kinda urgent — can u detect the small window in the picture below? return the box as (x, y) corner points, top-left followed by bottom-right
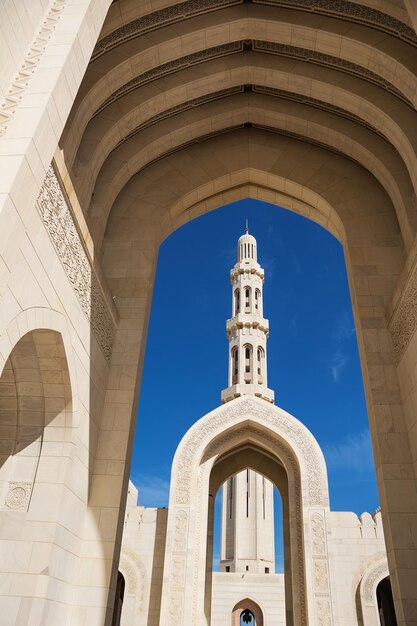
(265, 567), (269, 574)
(245, 347), (250, 359)
(246, 565), (249, 571)
(226, 566), (230, 572)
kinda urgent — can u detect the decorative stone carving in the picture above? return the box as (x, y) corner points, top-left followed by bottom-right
(314, 559), (329, 592)
(389, 264), (417, 362)
(173, 510), (188, 552)
(0, 0), (66, 137)
(311, 512), (326, 555)
(253, 85), (385, 139)
(4, 482), (32, 510)
(116, 86), (244, 148)
(175, 397), (325, 506)
(119, 547), (148, 615)
(36, 165), (115, 362)
(197, 423), (307, 625)
(91, 0), (241, 61)
(95, 42), (245, 117)
(363, 560), (389, 603)
(91, 0), (416, 65)
(316, 597), (332, 626)
(254, 40), (412, 107)
(119, 557), (137, 595)
(171, 556), (186, 589)
(255, 0), (417, 47)
(169, 593), (183, 623)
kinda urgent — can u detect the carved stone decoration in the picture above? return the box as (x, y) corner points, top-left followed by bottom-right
(254, 40), (413, 107)
(0, 0), (66, 137)
(255, 0), (417, 47)
(169, 593), (183, 623)
(171, 556), (187, 590)
(35, 165), (115, 362)
(173, 509), (188, 553)
(311, 512), (326, 555)
(174, 397), (325, 506)
(253, 85), (386, 140)
(119, 557), (137, 595)
(316, 597), (332, 626)
(4, 482), (32, 511)
(91, 0), (242, 61)
(119, 547), (148, 614)
(114, 81), (386, 154)
(195, 423), (307, 625)
(363, 560), (389, 603)
(314, 559), (329, 592)
(94, 41), (245, 117)
(91, 0), (416, 65)
(389, 263), (417, 362)
(116, 86), (244, 148)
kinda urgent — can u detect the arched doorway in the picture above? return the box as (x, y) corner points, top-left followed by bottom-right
(111, 571), (125, 626)
(232, 598), (264, 626)
(159, 394), (331, 626)
(376, 578), (397, 626)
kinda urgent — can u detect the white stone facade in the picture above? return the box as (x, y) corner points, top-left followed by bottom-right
(118, 231), (389, 626)
(1, 2), (417, 624)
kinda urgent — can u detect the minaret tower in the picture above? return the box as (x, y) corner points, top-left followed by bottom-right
(220, 225), (275, 575)
(221, 224), (274, 404)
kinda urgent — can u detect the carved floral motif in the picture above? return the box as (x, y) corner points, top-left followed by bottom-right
(390, 264), (417, 362)
(36, 166), (115, 362)
(4, 481), (32, 510)
(173, 510), (188, 552)
(311, 512), (326, 555)
(363, 560), (389, 603)
(175, 397), (325, 506)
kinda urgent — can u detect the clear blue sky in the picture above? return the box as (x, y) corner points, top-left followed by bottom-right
(130, 198), (379, 570)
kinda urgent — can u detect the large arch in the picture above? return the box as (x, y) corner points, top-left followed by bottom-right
(358, 556), (390, 626)
(1, 1), (417, 624)
(160, 394), (331, 626)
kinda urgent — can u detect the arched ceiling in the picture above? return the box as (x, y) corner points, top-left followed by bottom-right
(60, 0), (417, 277)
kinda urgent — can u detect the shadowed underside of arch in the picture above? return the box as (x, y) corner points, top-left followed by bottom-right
(54, 2), (417, 625)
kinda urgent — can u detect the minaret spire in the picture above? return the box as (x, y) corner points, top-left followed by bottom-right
(221, 228), (274, 404)
(220, 228), (276, 576)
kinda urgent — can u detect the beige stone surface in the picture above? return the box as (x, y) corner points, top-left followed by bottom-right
(0, 1), (416, 624)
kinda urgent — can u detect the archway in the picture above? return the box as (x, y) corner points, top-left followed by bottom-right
(111, 572), (125, 626)
(0, 326), (76, 622)
(232, 599), (264, 626)
(376, 578), (397, 626)
(159, 394), (330, 626)
(2, 2), (417, 624)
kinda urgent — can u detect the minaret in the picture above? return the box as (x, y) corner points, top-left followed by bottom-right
(220, 226), (275, 575)
(221, 224), (274, 404)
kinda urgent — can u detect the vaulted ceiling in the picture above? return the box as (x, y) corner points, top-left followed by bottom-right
(60, 0), (417, 292)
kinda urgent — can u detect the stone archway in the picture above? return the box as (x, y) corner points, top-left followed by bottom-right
(231, 598), (264, 626)
(2, 2), (417, 624)
(359, 557), (390, 626)
(159, 394), (332, 626)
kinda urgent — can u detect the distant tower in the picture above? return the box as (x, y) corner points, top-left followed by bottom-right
(221, 224), (274, 404)
(220, 226), (275, 574)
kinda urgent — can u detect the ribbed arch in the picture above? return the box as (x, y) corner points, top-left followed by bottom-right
(73, 62), (417, 208)
(64, 13), (417, 169)
(90, 104), (414, 249)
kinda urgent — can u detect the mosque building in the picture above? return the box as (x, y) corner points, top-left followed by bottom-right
(117, 229), (391, 626)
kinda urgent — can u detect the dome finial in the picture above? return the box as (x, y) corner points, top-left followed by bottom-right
(245, 218), (249, 234)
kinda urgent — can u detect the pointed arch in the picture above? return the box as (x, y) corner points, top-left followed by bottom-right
(160, 395), (330, 626)
(232, 597), (264, 626)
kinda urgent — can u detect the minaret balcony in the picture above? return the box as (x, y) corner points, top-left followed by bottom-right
(226, 315), (269, 335)
(221, 383), (274, 404)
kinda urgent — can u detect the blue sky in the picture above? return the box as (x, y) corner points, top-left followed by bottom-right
(130, 198), (379, 570)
